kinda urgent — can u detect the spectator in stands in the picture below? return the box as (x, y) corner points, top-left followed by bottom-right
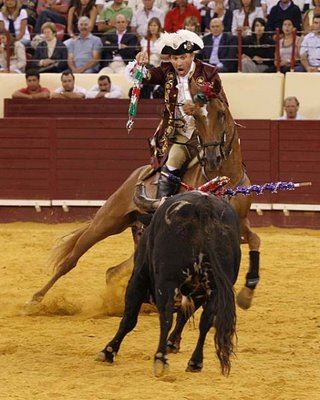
(231, 0), (263, 36)
(101, 13), (137, 73)
(261, 0), (278, 19)
(97, 0), (133, 34)
(32, 22), (68, 72)
(12, 68), (50, 98)
(279, 96), (304, 119)
(276, 18), (302, 73)
(266, 0), (302, 32)
(67, 0), (97, 39)
(67, 16), (102, 73)
(183, 15), (201, 35)
(164, 0), (201, 32)
(52, 69), (87, 98)
(86, 74), (123, 98)
(0, 29), (26, 72)
(0, 0), (31, 45)
(297, 14), (320, 72)
(131, 0), (164, 39)
(21, 0), (37, 26)
(140, 17), (163, 67)
(242, 17), (275, 72)
(201, 18), (237, 71)
(34, 0), (71, 34)
(303, 0), (320, 33)
(202, 0), (233, 33)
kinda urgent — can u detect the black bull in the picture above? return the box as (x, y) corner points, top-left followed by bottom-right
(96, 191), (241, 376)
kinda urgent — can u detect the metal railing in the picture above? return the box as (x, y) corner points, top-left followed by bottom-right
(2, 29), (319, 73)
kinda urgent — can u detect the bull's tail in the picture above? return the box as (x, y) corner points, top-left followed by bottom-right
(48, 221), (91, 273)
(207, 246), (236, 376)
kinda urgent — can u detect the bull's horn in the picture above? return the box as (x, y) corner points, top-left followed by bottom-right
(133, 183), (161, 212)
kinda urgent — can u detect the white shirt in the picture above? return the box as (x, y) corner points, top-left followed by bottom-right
(54, 85), (87, 95)
(131, 7), (165, 37)
(86, 83), (123, 98)
(140, 37), (162, 67)
(0, 9), (30, 42)
(175, 62), (207, 139)
(279, 113), (305, 120)
(231, 7), (263, 35)
(300, 32), (320, 67)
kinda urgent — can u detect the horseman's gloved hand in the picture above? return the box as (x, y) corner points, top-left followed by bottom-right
(183, 101), (201, 116)
(136, 51), (149, 65)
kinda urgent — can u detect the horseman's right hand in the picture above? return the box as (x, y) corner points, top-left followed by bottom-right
(136, 51), (149, 66)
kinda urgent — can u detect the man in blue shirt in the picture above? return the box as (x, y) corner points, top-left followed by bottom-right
(67, 16), (102, 73)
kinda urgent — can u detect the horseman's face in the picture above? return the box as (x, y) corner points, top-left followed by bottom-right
(170, 53), (195, 77)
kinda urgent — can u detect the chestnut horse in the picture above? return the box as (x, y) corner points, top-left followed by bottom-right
(30, 95), (260, 310)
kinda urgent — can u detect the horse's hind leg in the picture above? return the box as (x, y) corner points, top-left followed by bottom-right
(30, 203), (132, 303)
(237, 217), (261, 310)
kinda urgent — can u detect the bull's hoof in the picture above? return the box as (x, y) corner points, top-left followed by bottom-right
(237, 286), (254, 310)
(186, 360), (203, 373)
(166, 340), (180, 354)
(153, 353), (169, 377)
(153, 359), (169, 377)
(95, 347), (116, 363)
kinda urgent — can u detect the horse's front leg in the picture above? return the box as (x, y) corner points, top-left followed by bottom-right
(237, 217), (261, 309)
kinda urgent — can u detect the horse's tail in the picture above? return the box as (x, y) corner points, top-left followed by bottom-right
(48, 221), (91, 273)
(207, 245), (236, 376)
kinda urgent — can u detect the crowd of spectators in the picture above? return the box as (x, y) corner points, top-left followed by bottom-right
(0, 0), (319, 74)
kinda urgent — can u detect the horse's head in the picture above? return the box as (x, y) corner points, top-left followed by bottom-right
(192, 83), (235, 172)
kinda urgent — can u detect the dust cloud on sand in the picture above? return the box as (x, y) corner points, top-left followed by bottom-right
(0, 223), (319, 400)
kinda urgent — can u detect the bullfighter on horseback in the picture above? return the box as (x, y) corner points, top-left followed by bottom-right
(131, 30), (229, 198)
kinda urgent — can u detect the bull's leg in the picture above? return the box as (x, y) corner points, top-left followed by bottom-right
(154, 283), (175, 377)
(96, 270), (148, 364)
(186, 298), (215, 373)
(237, 217), (261, 310)
(167, 299), (202, 354)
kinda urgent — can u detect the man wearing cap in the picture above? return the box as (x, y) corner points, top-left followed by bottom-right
(131, 29), (228, 198)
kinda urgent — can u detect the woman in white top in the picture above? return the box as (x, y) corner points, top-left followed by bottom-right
(232, 0), (263, 36)
(140, 17), (163, 67)
(277, 18), (302, 73)
(0, 0), (30, 45)
(0, 29), (26, 72)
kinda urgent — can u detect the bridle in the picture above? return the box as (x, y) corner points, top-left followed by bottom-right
(168, 102), (236, 177)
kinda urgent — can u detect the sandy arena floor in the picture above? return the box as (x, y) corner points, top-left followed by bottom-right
(0, 223), (319, 400)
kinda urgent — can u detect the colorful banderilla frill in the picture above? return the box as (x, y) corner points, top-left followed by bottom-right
(126, 64), (146, 134)
(161, 171), (312, 197)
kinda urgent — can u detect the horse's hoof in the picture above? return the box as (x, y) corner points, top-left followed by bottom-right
(30, 293), (44, 303)
(237, 286), (254, 310)
(186, 360), (203, 373)
(166, 341), (179, 354)
(153, 359), (169, 377)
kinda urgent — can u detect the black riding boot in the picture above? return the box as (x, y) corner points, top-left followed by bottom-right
(156, 166), (181, 199)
